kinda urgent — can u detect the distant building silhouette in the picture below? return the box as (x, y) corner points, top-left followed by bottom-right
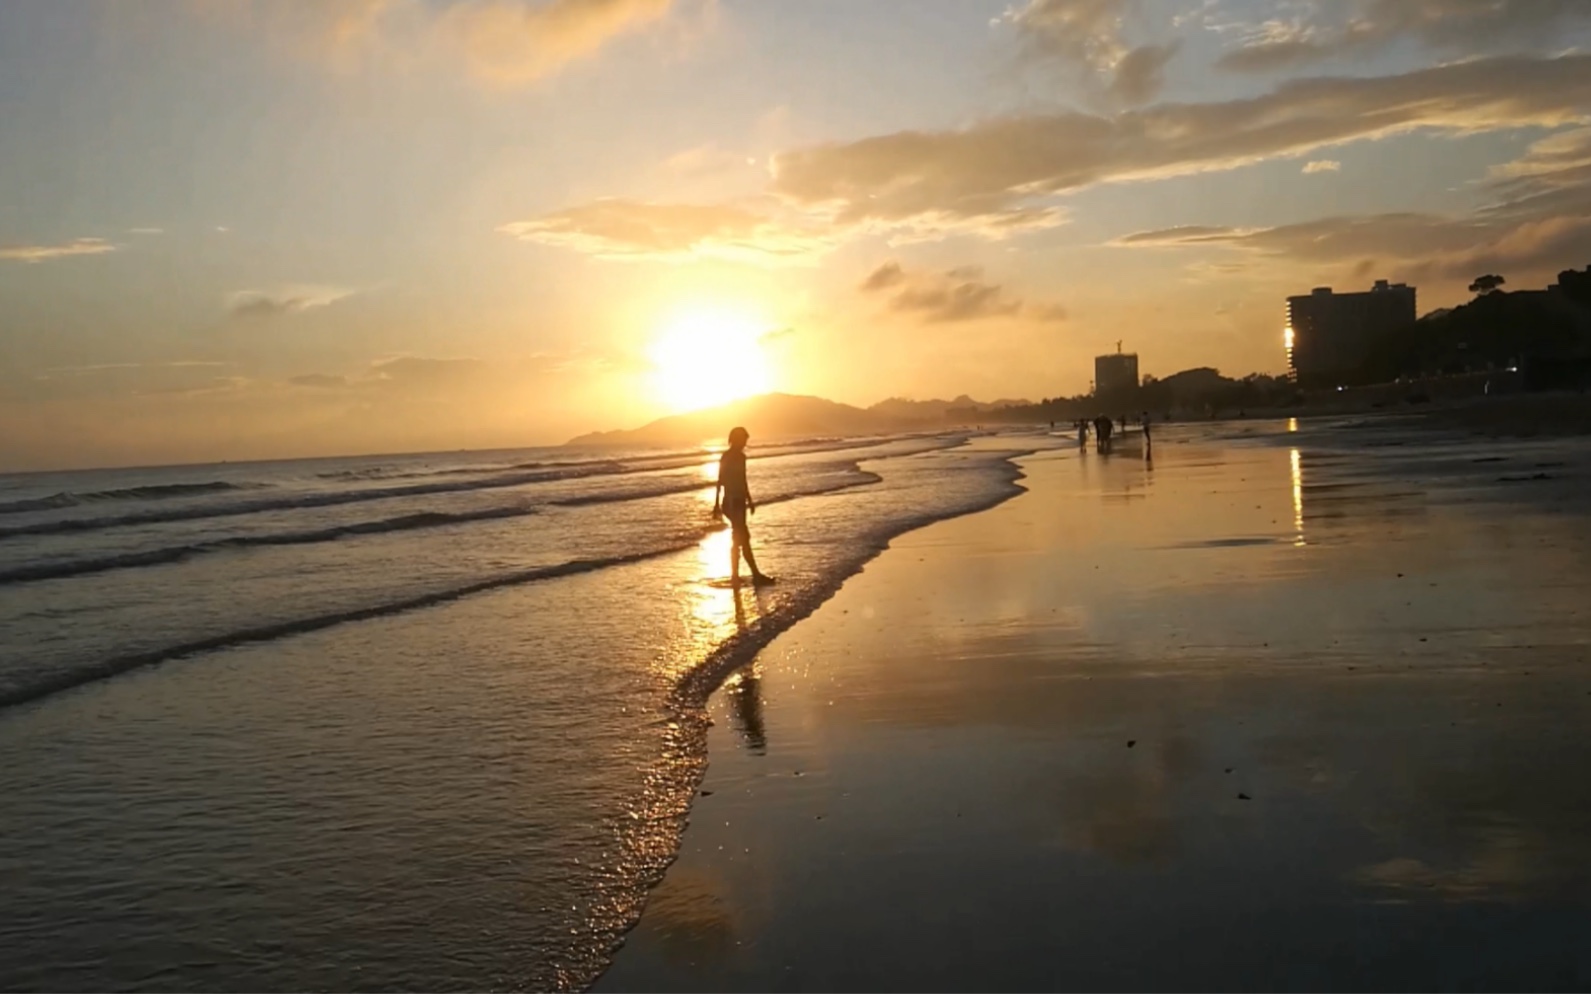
(1095, 344), (1139, 399)
(1286, 280), (1416, 385)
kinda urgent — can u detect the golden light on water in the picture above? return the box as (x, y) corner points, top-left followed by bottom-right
(649, 306), (771, 412)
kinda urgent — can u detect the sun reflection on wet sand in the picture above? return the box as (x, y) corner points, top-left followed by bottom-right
(1290, 447), (1306, 547)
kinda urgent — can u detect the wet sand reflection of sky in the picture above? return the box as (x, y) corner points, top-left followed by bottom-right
(604, 422), (1591, 991)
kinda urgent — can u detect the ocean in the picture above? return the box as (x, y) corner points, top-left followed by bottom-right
(0, 431), (1054, 991)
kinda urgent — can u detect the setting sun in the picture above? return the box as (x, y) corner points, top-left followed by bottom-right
(649, 307), (772, 412)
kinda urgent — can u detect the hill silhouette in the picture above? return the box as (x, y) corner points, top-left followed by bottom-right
(1358, 274), (1591, 385)
(866, 395), (1033, 421)
(566, 392), (926, 448)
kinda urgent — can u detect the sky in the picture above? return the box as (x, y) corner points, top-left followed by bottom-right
(4, 0), (1591, 469)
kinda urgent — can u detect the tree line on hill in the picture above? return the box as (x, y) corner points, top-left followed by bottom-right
(1352, 266), (1591, 388)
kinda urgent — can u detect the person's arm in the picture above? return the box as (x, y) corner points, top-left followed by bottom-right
(712, 457), (724, 518)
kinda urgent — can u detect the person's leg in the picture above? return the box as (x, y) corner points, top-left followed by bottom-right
(729, 517), (744, 582)
(738, 521), (764, 579)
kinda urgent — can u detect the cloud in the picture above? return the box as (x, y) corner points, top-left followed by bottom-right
(498, 197), (832, 263)
(205, 0), (686, 86)
(1217, 0), (1591, 73)
(1114, 121), (1591, 284)
(1484, 126), (1591, 221)
(523, 52), (1591, 256)
(861, 261), (1068, 325)
(33, 360), (232, 382)
(997, 0), (1177, 106)
(0, 238), (117, 263)
(287, 373), (349, 389)
(367, 355), (488, 387)
(860, 261), (907, 292)
(437, 0), (676, 85)
(1106, 41), (1180, 107)
(1117, 215), (1482, 259)
(1302, 159), (1341, 174)
(227, 285), (357, 317)
(126, 227), (165, 235)
(769, 54), (1591, 235)
(1115, 211), (1591, 284)
(662, 142), (758, 177)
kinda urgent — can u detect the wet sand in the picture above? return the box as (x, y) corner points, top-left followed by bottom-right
(598, 420), (1591, 991)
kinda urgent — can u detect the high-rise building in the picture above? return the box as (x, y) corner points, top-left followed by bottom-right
(1286, 280), (1416, 385)
(1094, 345), (1139, 399)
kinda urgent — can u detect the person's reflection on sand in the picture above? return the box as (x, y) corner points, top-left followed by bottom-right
(726, 586), (767, 754)
(725, 668), (768, 755)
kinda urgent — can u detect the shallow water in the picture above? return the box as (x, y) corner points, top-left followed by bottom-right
(0, 431), (1058, 991)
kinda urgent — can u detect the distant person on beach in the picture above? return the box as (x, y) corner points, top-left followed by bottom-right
(1094, 415), (1113, 452)
(1077, 419), (1088, 449)
(1142, 411), (1153, 457)
(713, 426), (773, 586)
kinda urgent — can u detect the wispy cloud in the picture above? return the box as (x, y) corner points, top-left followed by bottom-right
(227, 285), (357, 317)
(860, 261), (1068, 325)
(503, 51), (1591, 267)
(0, 238), (117, 263)
(1217, 0), (1591, 73)
(996, 0), (1179, 106)
(769, 54), (1591, 236)
(498, 198), (832, 263)
(35, 360), (232, 381)
(1114, 118), (1591, 285)
(126, 227), (165, 235)
(206, 0), (691, 86)
(439, 0), (678, 86)
(287, 373), (350, 389)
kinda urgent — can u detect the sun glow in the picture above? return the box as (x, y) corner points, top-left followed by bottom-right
(650, 307), (771, 412)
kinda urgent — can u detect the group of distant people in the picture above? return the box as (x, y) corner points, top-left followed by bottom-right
(712, 411), (1163, 587)
(1075, 412), (1153, 455)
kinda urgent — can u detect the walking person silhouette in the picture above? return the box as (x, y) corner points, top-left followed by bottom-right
(713, 426), (774, 586)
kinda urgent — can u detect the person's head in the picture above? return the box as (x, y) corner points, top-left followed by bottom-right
(728, 426), (750, 449)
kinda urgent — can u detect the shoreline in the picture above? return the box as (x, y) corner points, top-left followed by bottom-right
(596, 421), (1591, 991)
(0, 433), (1055, 993)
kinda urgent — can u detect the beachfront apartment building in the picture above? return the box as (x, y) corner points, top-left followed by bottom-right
(1095, 348), (1140, 399)
(1285, 280), (1416, 385)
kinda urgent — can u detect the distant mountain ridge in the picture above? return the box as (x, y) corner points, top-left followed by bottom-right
(866, 395), (1033, 420)
(566, 392), (923, 448)
(566, 392), (1032, 448)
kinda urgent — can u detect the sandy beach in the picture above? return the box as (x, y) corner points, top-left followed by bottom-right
(599, 418), (1591, 991)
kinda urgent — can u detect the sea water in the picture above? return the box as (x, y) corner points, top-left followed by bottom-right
(0, 432), (1052, 991)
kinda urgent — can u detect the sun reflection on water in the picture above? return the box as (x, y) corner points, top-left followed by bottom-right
(696, 456), (721, 512)
(683, 526), (740, 645)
